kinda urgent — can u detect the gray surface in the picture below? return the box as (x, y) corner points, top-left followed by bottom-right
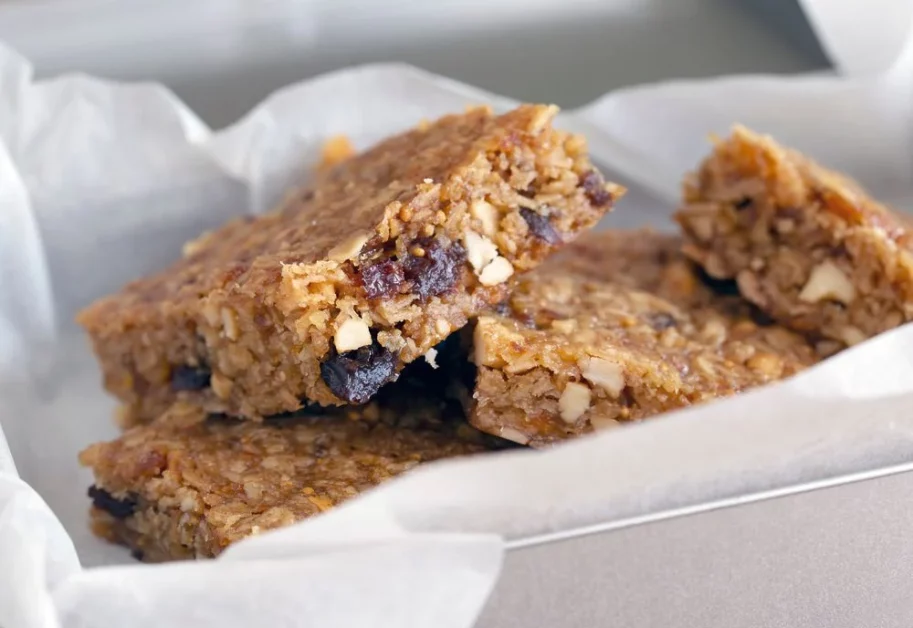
(481, 467), (913, 627)
(0, 0), (829, 128)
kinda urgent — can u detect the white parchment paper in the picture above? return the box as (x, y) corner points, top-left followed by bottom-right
(2, 2), (913, 626)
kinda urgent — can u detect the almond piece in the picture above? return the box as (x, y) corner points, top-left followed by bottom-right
(334, 317), (372, 353)
(559, 382), (591, 424)
(798, 261), (856, 304)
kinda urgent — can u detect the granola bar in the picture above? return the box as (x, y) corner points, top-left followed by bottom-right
(469, 230), (818, 446)
(78, 105), (621, 423)
(677, 125), (913, 351)
(80, 402), (499, 561)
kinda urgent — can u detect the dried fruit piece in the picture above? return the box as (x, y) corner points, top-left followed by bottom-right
(403, 239), (467, 301)
(88, 485), (137, 519)
(320, 343), (398, 404)
(171, 365), (211, 391)
(520, 208), (562, 244)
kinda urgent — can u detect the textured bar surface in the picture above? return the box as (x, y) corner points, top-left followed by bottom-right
(470, 230), (819, 446)
(677, 125), (913, 352)
(79, 104), (621, 423)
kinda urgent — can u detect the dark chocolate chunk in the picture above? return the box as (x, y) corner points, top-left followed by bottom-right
(320, 343), (398, 404)
(170, 365), (211, 391)
(360, 258), (405, 299)
(581, 170), (614, 207)
(647, 312), (677, 331)
(88, 485), (137, 519)
(520, 208), (562, 244)
(403, 238), (466, 301)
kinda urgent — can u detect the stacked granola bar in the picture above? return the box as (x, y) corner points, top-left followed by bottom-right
(79, 107), (905, 561)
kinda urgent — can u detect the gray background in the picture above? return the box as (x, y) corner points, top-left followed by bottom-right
(0, 0), (829, 128)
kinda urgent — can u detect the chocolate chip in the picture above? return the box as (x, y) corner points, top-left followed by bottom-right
(520, 208), (562, 244)
(734, 197), (753, 210)
(170, 365), (211, 391)
(360, 258), (405, 299)
(403, 238), (466, 302)
(320, 343), (398, 404)
(581, 171), (614, 207)
(88, 485), (137, 519)
(130, 548), (145, 561)
(647, 312), (677, 330)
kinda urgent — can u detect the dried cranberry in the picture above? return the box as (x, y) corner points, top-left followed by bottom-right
(88, 485), (137, 519)
(320, 343), (398, 404)
(581, 170), (614, 207)
(170, 365), (211, 391)
(403, 238), (466, 302)
(520, 208), (562, 244)
(360, 259), (405, 299)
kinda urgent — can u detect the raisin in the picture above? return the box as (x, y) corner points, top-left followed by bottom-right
(320, 343), (398, 404)
(360, 259), (405, 299)
(734, 197), (753, 210)
(647, 312), (677, 330)
(520, 208), (562, 244)
(170, 365), (211, 391)
(88, 485), (137, 519)
(403, 238), (466, 302)
(581, 170), (614, 207)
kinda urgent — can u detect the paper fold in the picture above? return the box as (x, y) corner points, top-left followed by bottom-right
(2, 6), (913, 628)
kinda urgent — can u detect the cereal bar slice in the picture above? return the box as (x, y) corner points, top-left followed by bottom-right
(469, 230), (818, 447)
(677, 125), (913, 352)
(79, 402), (500, 561)
(79, 104), (621, 423)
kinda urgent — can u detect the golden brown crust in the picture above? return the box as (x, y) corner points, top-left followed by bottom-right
(80, 402), (500, 561)
(677, 125), (913, 348)
(469, 230), (819, 446)
(78, 105), (621, 423)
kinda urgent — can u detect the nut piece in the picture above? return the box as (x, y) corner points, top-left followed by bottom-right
(551, 319), (577, 334)
(530, 104), (559, 133)
(798, 261), (856, 304)
(500, 427), (530, 445)
(221, 307), (240, 341)
(334, 317), (372, 353)
(746, 352), (784, 378)
(211, 372), (233, 400)
(736, 270), (767, 306)
(473, 317), (500, 367)
(327, 231), (370, 262)
(579, 357), (625, 397)
(423, 347), (439, 369)
(464, 230), (499, 272)
(478, 257), (514, 286)
(435, 318), (451, 336)
(590, 416), (621, 432)
(470, 199), (499, 236)
(559, 382), (592, 424)
(838, 325), (867, 346)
